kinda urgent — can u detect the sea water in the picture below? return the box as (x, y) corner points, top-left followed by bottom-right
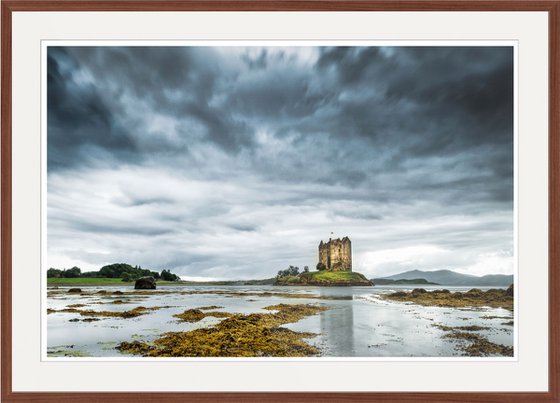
(46, 285), (514, 358)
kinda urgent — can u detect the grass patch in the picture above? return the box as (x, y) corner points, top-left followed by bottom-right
(275, 271), (372, 286)
(382, 288), (513, 310)
(48, 278), (133, 286)
(117, 303), (328, 357)
(306, 271), (362, 281)
(47, 277), (184, 286)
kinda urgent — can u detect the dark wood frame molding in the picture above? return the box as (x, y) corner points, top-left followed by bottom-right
(1, 1), (558, 401)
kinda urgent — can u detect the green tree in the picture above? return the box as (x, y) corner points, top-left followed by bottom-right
(99, 263), (136, 278)
(62, 266), (81, 278)
(160, 269), (180, 281)
(47, 268), (62, 278)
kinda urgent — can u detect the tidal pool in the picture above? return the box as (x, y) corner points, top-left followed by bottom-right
(46, 285), (514, 358)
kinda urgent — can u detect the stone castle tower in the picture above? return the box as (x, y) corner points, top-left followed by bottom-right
(318, 237), (352, 272)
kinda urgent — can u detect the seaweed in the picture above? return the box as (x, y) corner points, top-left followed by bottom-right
(444, 332), (513, 356)
(173, 309), (232, 323)
(432, 323), (513, 357)
(382, 288), (513, 310)
(48, 306), (166, 318)
(117, 303), (328, 357)
(432, 324), (490, 332)
(67, 288), (82, 293)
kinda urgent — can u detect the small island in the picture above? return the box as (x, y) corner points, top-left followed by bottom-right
(274, 237), (373, 286)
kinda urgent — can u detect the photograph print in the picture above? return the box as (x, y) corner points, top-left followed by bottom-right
(45, 45), (515, 358)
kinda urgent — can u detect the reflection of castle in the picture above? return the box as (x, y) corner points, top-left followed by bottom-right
(320, 300), (355, 356)
(318, 237), (352, 272)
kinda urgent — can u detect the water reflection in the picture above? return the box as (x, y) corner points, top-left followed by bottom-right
(320, 299), (355, 356)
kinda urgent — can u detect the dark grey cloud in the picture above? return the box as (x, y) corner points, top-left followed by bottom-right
(47, 48), (138, 170)
(47, 46), (514, 279)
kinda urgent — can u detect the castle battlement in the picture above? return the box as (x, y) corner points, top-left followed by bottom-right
(318, 237), (352, 272)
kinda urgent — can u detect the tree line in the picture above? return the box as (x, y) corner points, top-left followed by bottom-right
(47, 263), (181, 282)
(276, 265), (309, 278)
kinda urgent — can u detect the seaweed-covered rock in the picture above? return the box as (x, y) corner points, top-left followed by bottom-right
(466, 288), (483, 295)
(434, 289), (451, 294)
(506, 284), (514, 297)
(382, 287), (513, 310)
(134, 276), (156, 290)
(68, 288), (82, 293)
(411, 288), (427, 295)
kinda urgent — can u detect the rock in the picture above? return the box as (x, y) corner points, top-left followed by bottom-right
(466, 288), (483, 295)
(411, 288), (427, 295)
(134, 276), (156, 290)
(506, 284), (514, 297)
(68, 288), (82, 293)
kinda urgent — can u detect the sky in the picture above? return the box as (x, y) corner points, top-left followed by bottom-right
(47, 46), (514, 280)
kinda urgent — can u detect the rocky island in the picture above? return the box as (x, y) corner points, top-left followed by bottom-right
(275, 270), (372, 286)
(274, 237), (373, 286)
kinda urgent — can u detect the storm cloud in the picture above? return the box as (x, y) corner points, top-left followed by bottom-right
(47, 46), (514, 279)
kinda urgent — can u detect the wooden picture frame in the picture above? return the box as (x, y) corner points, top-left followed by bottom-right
(1, 1), (558, 401)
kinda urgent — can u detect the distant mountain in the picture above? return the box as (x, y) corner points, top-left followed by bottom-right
(373, 278), (439, 285)
(374, 269), (513, 286)
(181, 278), (276, 286)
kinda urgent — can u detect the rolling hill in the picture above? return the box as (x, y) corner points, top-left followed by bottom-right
(373, 269), (513, 286)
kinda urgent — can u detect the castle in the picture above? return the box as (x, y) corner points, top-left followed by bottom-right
(318, 237), (352, 272)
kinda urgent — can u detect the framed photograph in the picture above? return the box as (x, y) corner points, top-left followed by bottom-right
(1, 1), (558, 401)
